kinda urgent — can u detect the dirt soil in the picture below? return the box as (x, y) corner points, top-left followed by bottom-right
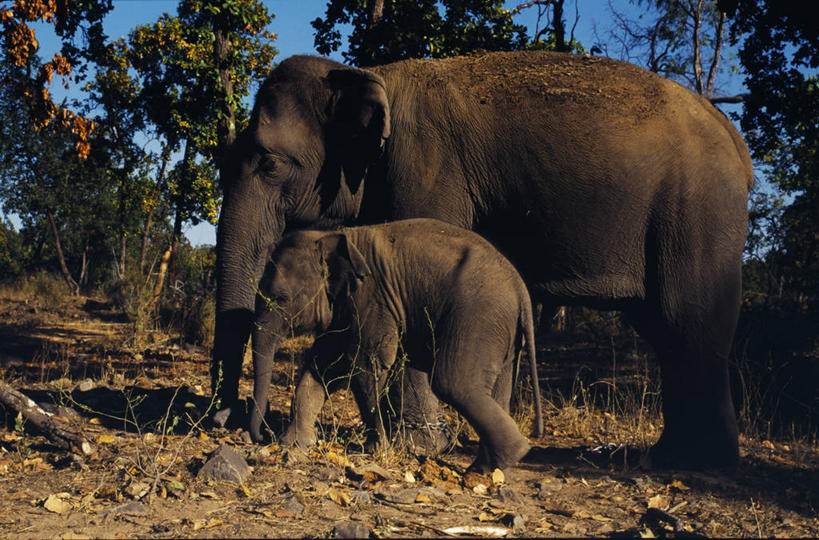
(1, 294), (817, 539)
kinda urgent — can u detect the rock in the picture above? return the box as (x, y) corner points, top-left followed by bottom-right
(375, 487), (420, 505)
(350, 490), (373, 504)
(239, 430), (253, 444)
(77, 379), (95, 392)
(347, 463), (393, 483)
(495, 485), (521, 504)
(332, 522), (371, 538)
(501, 512), (526, 531)
(125, 481), (151, 500)
(212, 408), (232, 428)
(104, 501), (147, 516)
(282, 496), (304, 515)
(197, 444), (251, 484)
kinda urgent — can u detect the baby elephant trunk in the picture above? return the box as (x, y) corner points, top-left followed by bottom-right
(249, 326), (281, 442)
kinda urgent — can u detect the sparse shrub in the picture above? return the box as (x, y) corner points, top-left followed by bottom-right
(181, 294), (215, 346)
(28, 271), (69, 308)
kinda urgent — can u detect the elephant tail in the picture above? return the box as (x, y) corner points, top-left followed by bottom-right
(520, 299), (544, 438)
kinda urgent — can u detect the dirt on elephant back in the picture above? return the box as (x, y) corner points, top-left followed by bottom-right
(0, 291), (817, 538)
(375, 50), (671, 120)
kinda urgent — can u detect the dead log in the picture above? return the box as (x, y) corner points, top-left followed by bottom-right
(0, 380), (93, 455)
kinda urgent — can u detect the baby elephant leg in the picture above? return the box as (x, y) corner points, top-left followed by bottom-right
(432, 350), (529, 473)
(281, 368), (326, 448)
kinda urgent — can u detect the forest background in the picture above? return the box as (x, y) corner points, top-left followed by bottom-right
(0, 0), (816, 442)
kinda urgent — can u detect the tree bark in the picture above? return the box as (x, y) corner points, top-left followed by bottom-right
(45, 209), (79, 295)
(0, 380), (92, 455)
(214, 27), (236, 156)
(705, 10), (726, 97)
(368, 0), (385, 28)
(691, 0), (705, 95)
(139, 149), (171, 276)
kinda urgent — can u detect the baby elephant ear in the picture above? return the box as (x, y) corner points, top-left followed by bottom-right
(317, 233), (372, 283)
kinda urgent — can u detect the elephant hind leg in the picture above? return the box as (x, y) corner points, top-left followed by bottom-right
(628, 245), (742, 469)
(432, 353), (529, 473)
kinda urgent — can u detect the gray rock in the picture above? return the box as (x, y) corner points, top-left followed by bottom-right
(501, 512), (526, 531)
(77, 379), (95, 392)
(333, 522), (370, 538)
(212, 408), (232, 428)
(105, 501), (147, 516)
(495, 485), (521, 504)
(375, 487), (419, 505)
(350, 490), (372, 504)
(283, 496), (304, 515)
(197, 444), (251, 484)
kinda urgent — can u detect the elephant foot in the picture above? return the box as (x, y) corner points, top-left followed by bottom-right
(393, 419), (454, 458)
(467, 437), (531, 475)
(280, 425), (317, 449)
(648, 428), (739, 470)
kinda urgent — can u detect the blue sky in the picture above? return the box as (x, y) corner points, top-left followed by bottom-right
(19, 0), (745, 246)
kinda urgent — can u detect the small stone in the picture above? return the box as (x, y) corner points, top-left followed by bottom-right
(350, 490), (372, 504)
(495, 485), (521, 504)
(332, 522), (370, 538)
(212, 408), (232, 428)
(283, 496), (304, 515)
(239, 430), (253, 444)
(125, 481), (151, 500)
(105, 501), (146, 516)
(375, 487), (419, 504)
(501, 512), (526, 531)
(77, 379), (95, 392)
(197, 444), (251, 484)
(347, 463), (393, 483)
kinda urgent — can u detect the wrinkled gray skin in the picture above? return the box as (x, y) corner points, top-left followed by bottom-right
(251, 219), (543, 473)
(215, 51), (753, 468)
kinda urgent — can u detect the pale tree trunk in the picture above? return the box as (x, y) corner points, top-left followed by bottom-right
(705, 10), (726, 97)
(46, 209), (79, 296)
(368, 0), (385, 27)
(691, 0), (705, 95)
(139, 150), (171, 276)
(214, 27), (236, 153)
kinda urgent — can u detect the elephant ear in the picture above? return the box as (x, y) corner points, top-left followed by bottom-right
(325, 68), (391, 193)
(317, 232), (372, 303)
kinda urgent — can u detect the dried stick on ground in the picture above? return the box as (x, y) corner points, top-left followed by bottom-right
(0, 380), (93, 455)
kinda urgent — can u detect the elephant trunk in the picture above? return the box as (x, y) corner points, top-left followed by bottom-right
(212, 193), (284, 412)
(249, 327), (280, 442)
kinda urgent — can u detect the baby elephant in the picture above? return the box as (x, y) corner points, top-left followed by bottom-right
(251, 218), (543, 473)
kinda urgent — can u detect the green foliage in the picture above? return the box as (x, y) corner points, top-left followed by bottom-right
(313, 0), (529, 66)
(0, 217), (25, 281)
(731, 0), (819, 310)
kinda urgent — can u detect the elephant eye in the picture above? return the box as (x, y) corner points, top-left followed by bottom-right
(259, 155), (278, 173)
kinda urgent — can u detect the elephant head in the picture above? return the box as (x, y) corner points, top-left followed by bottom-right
(249, 231), (372, 441)
(213, 56), (390, 411)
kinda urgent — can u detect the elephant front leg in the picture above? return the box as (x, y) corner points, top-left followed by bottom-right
(349, 338), (398, 453)
(281, 368), (326, 448)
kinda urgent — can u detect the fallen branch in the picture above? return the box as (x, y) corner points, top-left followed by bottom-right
(0, 380), (93, 455)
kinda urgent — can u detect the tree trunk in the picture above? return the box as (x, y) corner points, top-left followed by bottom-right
(0, 380), (92, 455)
(691, 0), (705, 95)
(705, 10), (726, 97)
(553, 0), (568, 52)
(139, 149), (171, 276)
(368, 0), (385, 27)
(45, 209), (79, 295)
(153, 203), (182, 302)
(214, 27), (236, 156)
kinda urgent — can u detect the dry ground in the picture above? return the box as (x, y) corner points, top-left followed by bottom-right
(0, 292), (817, 538)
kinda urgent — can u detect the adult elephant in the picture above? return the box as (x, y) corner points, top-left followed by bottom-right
(214, 51), (752, 468)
